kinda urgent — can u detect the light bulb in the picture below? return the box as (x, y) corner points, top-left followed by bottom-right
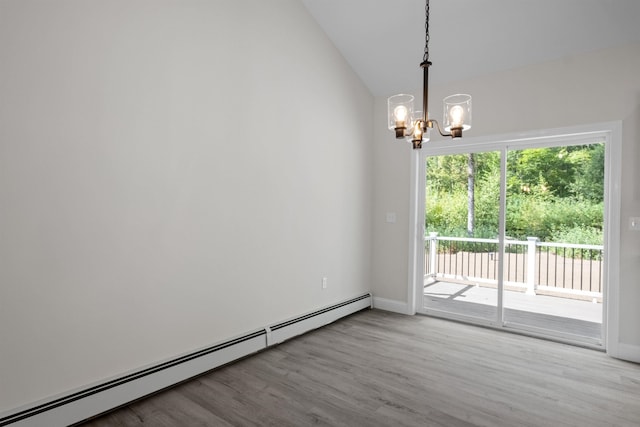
(449, 105), (464, 127)
(414, 121), (423, 140)
(394, 105), (408, 122)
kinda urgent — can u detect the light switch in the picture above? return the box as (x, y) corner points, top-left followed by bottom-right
(630, 217), (640, 231)
(386, 212), (397, 223)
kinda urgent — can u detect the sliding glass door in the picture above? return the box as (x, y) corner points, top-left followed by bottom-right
(419, 132), (607, 346)
(502, 143), (604, 343)
(423, 151), (501, 325)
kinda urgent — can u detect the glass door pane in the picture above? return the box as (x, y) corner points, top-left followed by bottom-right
(503, 143), (604, 343)
(423, 151), (501, 324)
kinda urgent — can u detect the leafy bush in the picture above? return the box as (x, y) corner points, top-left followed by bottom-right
(549, 225), (603, 259)
(543, 199), (603, 232)
(425, 144), (604, 257)
(506, 194), (548, 239)
(425, 191), (467, 233)
(550, 225), (603, 245)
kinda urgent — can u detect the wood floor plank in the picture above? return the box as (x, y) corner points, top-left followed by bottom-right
(79, 309), (640, 426)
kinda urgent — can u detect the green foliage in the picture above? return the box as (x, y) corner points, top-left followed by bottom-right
(508, 147), (576, 198)
(473, 168), (500, 232)
(569, 143), (605, 201)
(550, 225), (603, 245)
(542, 199), (604, 233)
(425, 191), (467, 233)
(506, 197), (603, 241)
(505, 194), (548, 238)
(426, 151), (501, 237)
(549, 225), (604, 259)
(425, 143), (605, 257)
(506, 143), (604, 201)
(426, 155), (468, 194)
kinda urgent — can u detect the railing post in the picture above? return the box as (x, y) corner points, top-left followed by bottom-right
(429, 232), (438, 278)
(526, 237), (539, 295)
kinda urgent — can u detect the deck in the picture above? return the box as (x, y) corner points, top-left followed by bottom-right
(423, 279), (602, 342)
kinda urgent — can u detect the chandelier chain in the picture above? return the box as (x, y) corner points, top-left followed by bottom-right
(423, 0), (430, 63)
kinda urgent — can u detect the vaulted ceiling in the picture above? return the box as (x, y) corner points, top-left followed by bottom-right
(302, 0), (640, 96)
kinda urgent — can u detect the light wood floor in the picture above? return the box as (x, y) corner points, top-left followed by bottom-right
(79, 309), (640, 427)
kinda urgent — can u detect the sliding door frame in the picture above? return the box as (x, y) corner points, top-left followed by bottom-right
(409, 122), (622, 352)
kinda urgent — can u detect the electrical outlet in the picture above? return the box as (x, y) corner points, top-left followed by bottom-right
(322, 277), (328, 289)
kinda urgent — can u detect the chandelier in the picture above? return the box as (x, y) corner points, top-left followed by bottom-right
(388, 0), (472, 149)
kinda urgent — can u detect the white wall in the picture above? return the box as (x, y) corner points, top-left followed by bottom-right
(0, 0), (373, 412)
(372, 43), (640, 356)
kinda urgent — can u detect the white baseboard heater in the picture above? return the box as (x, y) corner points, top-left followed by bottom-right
(0, 294), (372, 427)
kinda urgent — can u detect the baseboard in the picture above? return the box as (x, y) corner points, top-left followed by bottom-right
(269, 295), (372, 345)
(0, 294), (371, 427)
(372, 296), (410, 315)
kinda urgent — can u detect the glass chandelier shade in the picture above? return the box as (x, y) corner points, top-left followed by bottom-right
(411, 110), (430, 143)
(443, 93), (472, 134)
(387, 94), (414, 132)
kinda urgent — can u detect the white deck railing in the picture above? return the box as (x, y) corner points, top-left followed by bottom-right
(425, 233), (604, 300)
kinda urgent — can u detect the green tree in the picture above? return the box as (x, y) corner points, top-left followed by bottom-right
(508, 147), (575, 198)
(426, 143), (604, 245)
(569, 143), (604, 202)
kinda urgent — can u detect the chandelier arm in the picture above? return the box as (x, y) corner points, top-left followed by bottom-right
(426, 119), (452, 138)
(395, 125), (416, 139)
(406, 126), (415, 137)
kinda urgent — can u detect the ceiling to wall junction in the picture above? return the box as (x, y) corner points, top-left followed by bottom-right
(302, 0), (640, 96)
